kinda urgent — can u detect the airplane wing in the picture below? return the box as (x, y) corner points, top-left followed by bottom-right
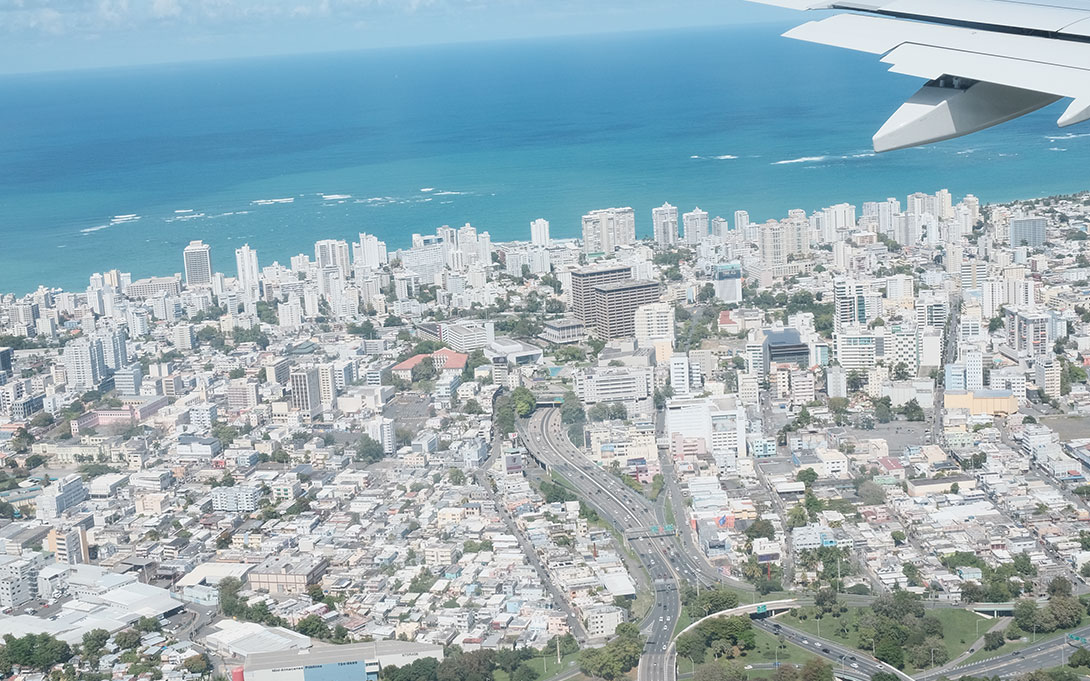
(749, 0), (1090, 151)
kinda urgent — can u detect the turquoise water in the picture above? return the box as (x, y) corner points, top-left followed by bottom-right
(1, 25), (1088, 295)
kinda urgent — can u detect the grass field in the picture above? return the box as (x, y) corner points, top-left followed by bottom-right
(673, 608), (693, 638)
(778, 606), (990, 671)
(493, 652), (581, 681)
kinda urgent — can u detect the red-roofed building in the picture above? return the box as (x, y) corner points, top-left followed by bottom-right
(718, 310), (741, 334)
(877, 457), (905, 479)
(391, 348), (469, 381)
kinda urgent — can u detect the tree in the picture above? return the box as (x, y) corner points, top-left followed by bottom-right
(183, 654), (211, 676)
(799, 658), (833, 681)
(989, 316), (1004, 333)
(114, 630), (142, 650)
(859, 480), (886, 505)
(1070, 647), (1090, 668)
(412, 356), (437, 382)
(875, 637), (904, 669)
(511, 387), (537, 418)
(134, 616), (162, 633)
(983, 631), (1005, 651)
(1013, 599), (1039, 632)
(900, 398), (925, 421)
(796, 468), (818, 487)
(296, 615), (332, 640)
(356, 435), (385, 464)
(512, 663), (540, 681)
(449, 468), (467, 485)
(81, 629), (110, 658)
(463, 399), (483, 415)
(873, 397), (893, 423)
(1048, 576), (1073, 598)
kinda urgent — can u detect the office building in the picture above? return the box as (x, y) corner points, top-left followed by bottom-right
(582, 207), (636, 254)
(183, 240), (213, 287)
(1010, 217), (1046, 248)
(315, 239), (351, 277)
(1006, 307), (1054, 357)
(569, 263), (634, 323)
(290, 367), (323, 419)
(1036, 360), (1062, 399)
(588, 280), (662, 340)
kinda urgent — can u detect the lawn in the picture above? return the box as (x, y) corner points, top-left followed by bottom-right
(779, 606), (990, 672)
(494, 652), (581, 681)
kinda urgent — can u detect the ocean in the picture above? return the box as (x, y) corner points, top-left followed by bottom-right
(1, 24), (1088, 295)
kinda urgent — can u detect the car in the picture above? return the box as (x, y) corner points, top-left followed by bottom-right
(1012, 651), (1021, 657)
(822, 648), (830, 654)
(744, 666), (753, 671)
(802, 640), (809, 645)
(850, 663), (859, 669)
(661, 644), (667, 651)
(848, 656), (856, 661)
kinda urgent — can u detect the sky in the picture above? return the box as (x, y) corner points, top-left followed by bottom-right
(0, 0), (801, 74)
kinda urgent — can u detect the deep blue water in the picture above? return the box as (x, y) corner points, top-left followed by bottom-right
(1, 25), (1088, 295)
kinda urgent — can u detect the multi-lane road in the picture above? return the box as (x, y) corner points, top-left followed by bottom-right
(518, 405), (1077, 681)
(521, 408), (689, 681)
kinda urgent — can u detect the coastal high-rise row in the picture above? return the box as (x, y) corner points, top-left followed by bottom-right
(581, 207), (635, 254)
(652, 203), (678, 248)
(183, 240), (213, 287)
(530, 219), (550, 247)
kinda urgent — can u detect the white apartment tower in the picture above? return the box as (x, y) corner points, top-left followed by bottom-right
(582, 207), (636, 254)
(235, 244), (260, 303)
(652, 203), (679, 247)
(682, 207), (709, 245)
(530, 218), (550, 247)
(315, 239), (351, 278)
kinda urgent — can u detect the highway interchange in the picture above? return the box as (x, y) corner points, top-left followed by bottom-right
(517, 406), (1077, 681)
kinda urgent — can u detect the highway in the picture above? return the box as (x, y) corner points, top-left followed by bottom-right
(915, 625), (1090, 680)
(521, 408), (686, 681)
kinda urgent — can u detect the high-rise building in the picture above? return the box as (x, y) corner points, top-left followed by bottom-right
(734, 210), (750, 235)
(964, 350), (983, 391)
(0, 347), (12, 375)
(290, 367), (323, 419)
(759, 218), (810, 267)
(183, 240), (213, 287)
(652, 203), (678, 247)
(356, 233), (388, 269)
(833, 278), (881, 332)
(530, 218), (550, 247)
(1036, 359), (1062, 398)
(63, 338), (107, 391)
(587, 280), (662, 339)
(682, 207), (709, 245)
(173, 323), (196, 351)
(1010, 217), (1046, 248)
(581, 207), (636, 254)
(235, 244), (260, 303)
(569, 263), (634, 323)
(314, 239), (351, 278)
(634, 302), (675, 345)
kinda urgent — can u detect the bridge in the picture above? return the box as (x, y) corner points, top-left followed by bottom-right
(625, 524), (678, 540)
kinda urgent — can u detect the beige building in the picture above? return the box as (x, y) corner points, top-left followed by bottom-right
(248, 554), (328, 595)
